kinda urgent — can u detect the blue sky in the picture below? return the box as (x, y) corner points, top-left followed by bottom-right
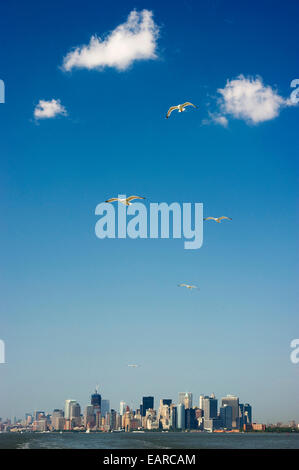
(0, 0), (298, 423)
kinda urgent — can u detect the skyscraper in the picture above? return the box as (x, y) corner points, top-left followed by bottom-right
(120, 401), (126, 416)
(221, 395), (239, 428)
(199, 395), (205, 410)
(69, 402), (81, 427)
(91, 388), (101, 410)
(101, 399), (110, 417)
(177, 403), (185, 430)
(142, 397), (154, 417)
(202, 396), (218, 419)
(220, 405), (232, 429)
(178, 392), (192, 409)
(244, 403), (252, 425)
(64, 400), (77, 420)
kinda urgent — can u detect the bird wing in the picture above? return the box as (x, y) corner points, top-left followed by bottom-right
(178, 283), (187, 287)
(126, 196), (146, 202)
(218, 216), (232, 221)
(166, 106), (178, 118)
(204, 217), (216, 221)
(105, 198), (119, 203)
(182, 102), (197, 109)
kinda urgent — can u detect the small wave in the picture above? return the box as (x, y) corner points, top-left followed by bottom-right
(17, 442), (31, 449)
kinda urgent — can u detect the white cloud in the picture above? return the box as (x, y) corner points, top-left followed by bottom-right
(62, 9), (159, 72)
(34, 99), (67, 120)
(217, 75), (290, 124)
(208, 112), (228, 127)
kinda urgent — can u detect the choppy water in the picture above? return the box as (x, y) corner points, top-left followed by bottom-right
(0, 432), (298, 449)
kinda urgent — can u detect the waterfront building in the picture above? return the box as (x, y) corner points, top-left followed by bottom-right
(69, 402), (81, 427)
(120, 401), (126, 416)
(101, 399), (110, 417)
(142, 396), (154, 417)
(177, 403), (185, 430)
(64, 400), (77, 420)
(244, 403), (252, 425)
(221, 395), (239, 428)
(220, 405), (233, 429)
(91, 388), (101, 411)
(178, 392), (192, 409)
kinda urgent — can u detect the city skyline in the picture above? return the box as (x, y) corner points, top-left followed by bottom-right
(0, 0), (298, 426)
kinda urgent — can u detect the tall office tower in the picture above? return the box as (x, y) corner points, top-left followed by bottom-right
(101, 400), (110, 417)
(33, 411), (44, 421)
(202, 396), (218, 419)
(177, 403), (185, 430)
(161, 399), (172, 407)
(64, 400), (77, 420)
(51, 409), (65, 431)
(142, 397), (154, 417)
(69, 402), (81, 427)
(178, 392), (193, 409)
(170, 405), (177, 429)
(185, 408), (198, 430)
(120, 401), (126, 416)
(221, 395), (239, 428)
(91, 388), (101, 410)
(199, 395), (205, 410)
(84, 405), (95, 428)
(244, 403), (252, 425)
(110, 409), (117, 431)
(220, 405), (233, 429)
(239, 403), (244, 429)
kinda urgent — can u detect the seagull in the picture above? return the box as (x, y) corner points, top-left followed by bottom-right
(178, 283), (199, 290)
(166, 102), (197, 119)
(128, 364), (139, 368)
(204, 216), (232, 223)
(105, 196), (145, 206)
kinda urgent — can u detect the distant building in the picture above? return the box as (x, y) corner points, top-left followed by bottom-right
(64, 400), (77, 420)
(220, 405), (233, 429)
(120, 401), (126, 416)
(51, 410), (65, 431)
(69, 402), (81, 427)
(177, 403), (185, 430)
(252, 423), (266, 431)
(91, 389), (101, 411)
(199, 395), (205, 410)
(101, 399), (110, 417)
(84, 405), (95, 428)
(142, 397), (154, 417)
(203, 396), (218, 419)
(221, 395), (239, 428)
(178, 392), (192, 409)
(244, 404), (252, 425)
(185, 408), (197, 430)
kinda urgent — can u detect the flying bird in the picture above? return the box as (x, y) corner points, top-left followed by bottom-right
(166, 102), (197, 119)
(105, 196), (145, 206)
(204, 217), (232, 223)
(178, 283), (199, 290)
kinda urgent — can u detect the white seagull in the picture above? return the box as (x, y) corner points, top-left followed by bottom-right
(166, 102), (197, 119)
(178, 283), (199, 290)
(204, 216), (232, 223)
(105, 196), (145, 206)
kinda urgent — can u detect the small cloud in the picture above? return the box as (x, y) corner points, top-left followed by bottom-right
(217, 75), (292, 124)
(203, 112), (228, 127)
(62, 9), (159, 72)
(34, 99), (67, 120)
